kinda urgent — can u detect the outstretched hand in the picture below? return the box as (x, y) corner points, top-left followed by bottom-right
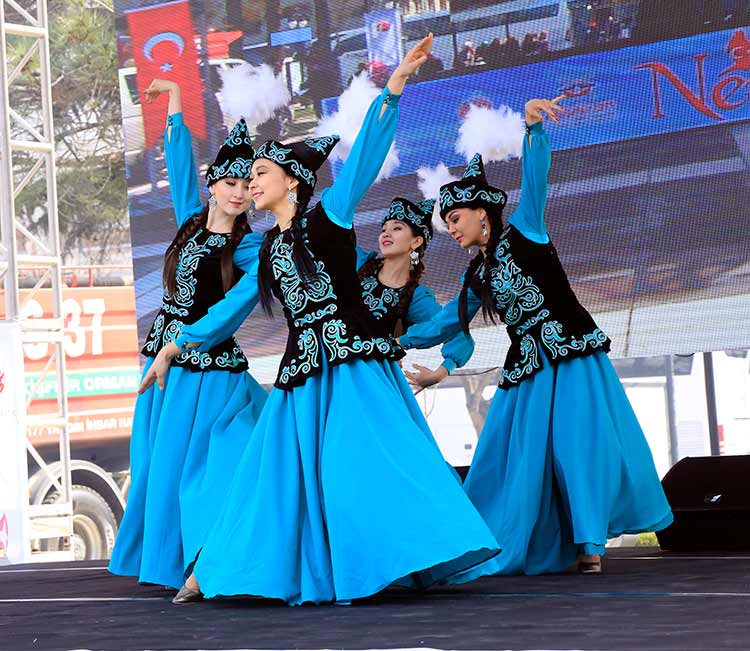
(396, 33), (434, 77)
(525, 95), (565, 125)
(403, 363), (449, 394)
(386, 33), (434, 97)
(144, 78), (178, 103)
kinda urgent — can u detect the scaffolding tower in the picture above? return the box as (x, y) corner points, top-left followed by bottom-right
(0, 0), (73, 562)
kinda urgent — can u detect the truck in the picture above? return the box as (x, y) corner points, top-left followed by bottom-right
(3, 265), (140, 560)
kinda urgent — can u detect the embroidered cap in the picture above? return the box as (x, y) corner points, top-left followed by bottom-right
(205, 118), (255, 186)
(439, 153), (507, 220)
(254, 135), (339, 190)
(382, 197), (436, 245)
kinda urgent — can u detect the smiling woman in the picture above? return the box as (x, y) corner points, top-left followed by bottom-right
(107, 79), (269, 591)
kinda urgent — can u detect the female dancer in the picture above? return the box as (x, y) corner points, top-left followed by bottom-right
(400, 96), (672, 575)
(108, 80), (268, 588)
(356, 196), (474, 385)
(173, 34), (499, 605)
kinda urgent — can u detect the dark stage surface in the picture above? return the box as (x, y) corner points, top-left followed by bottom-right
(2, 548), (749, 651)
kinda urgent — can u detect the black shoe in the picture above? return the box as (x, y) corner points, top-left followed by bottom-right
(172, 584), (204, 604)
(577, 559), (602, 574)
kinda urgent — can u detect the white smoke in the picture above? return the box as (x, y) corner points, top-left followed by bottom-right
(315, 73), (400, 183)
(218, 63), (290, 130)
(416, 163), (459, 233)
(456, 104), (524, 164)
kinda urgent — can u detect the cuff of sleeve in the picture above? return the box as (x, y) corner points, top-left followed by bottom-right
(167, 112), (184, 128)
(525, 120), (544, 135)
(441, 359), (457, 374)
(173, 333), (191, 351)
(399, 334), (412, 349)
(381, 88), (401, 109)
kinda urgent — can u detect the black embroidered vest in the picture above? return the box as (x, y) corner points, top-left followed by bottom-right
(142, 222), (248, 372)
(266, 203), (404, 390)
(359, 273), (415, 338)
(470, 225), (610, 388)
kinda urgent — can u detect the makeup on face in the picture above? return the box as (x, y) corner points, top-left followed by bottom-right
(379, 220), (422, 258)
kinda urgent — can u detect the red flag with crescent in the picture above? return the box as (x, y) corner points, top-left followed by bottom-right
(126, 0), (207, 148)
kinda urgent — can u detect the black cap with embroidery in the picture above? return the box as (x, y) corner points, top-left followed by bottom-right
(205, 118), (255, 186)
(253, 135), (340, 190)
(382, 197), (436, 246)
(439, 153), (507, 220)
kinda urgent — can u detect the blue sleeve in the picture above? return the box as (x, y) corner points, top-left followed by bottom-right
(173, 232), (263, 352)
(355, 246), (377, 270)
(508, 120), (551, 244)
(406, 285), (475, 373)
(165, 112), (203, 228)
(400, 284), (481, 350)
(320, 87), (400, 229)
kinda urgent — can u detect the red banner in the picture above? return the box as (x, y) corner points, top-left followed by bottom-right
(126, 0), (207, 148)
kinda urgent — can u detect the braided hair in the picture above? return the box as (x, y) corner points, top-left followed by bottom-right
(162, 205), (250, 296)
(357, 222), (427, 327)
(458, 204), (505, 334)
(257, 182), (315, 316)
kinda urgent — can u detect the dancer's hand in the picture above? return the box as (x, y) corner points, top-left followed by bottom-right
(144, 78), (179, 102)
(525, 96), (565, 125)
(138, 341), (180, 394)
(404, 364), (449, 392)
(387, 33), (434, 95)
(144, 79), (182, 119)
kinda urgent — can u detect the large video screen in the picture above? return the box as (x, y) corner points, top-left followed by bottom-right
(115, 0), (750, 387)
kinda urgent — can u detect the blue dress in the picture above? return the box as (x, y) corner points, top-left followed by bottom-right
(400, 122), (673, 576)
(188, 88), (500, 604)
(108, 114), (268, 589)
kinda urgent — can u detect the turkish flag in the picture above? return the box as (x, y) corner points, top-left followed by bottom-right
(126, 0), (207, 148)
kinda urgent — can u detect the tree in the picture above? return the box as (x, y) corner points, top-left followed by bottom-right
(11, 0), (128, 265)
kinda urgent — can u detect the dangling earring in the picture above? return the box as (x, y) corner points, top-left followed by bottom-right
(480, 217), (488, 239)
(208, 194), (217, 209)
(288, 189), (298, 207)
(409, 249), (419, 268)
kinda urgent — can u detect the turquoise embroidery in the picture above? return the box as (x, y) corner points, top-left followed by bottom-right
(360, 275), (400, 320)
(488, 235), (545, 326)
(278, 328), (320, 385)
(321, 319), (395, 361)
(501, 334), (540, 385)
(540, 321), (609, 360)
(270, 234), (335, 317)
(255, 141), (316, 187)
(516, 309), (550, 336)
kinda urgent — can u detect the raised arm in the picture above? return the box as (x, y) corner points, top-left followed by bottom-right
(145, 79), (202, 228)
(508, 96), (564, 244)
(321, 34), (434, 229)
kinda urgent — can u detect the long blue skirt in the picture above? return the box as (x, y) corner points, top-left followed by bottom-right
(193, 356), (500, 605)
(453, 349), (673, 579)
(108, 358), (268, 588)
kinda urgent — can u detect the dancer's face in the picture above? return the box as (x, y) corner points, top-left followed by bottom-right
(210, 178), (252, 217)
(444, 207), (487, 249)
(249, 158), (297, 211)
(378, 220), (423, 260)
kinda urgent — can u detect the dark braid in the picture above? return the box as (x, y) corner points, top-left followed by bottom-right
(220, 212), (251, 292)
(163, 205), (251, 297)
(257, 182), (315, 316)
(163, 206), (208, 296)
(458, 205), (504, 333)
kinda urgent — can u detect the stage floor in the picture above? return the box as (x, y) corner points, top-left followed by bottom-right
(2, 548), (749, 651)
